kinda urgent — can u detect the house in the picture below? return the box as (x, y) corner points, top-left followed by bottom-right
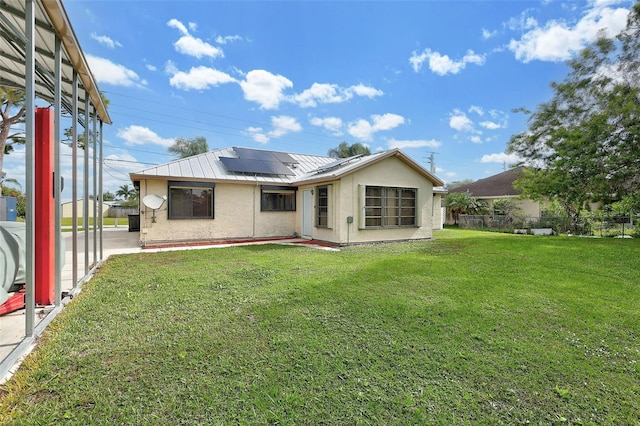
(129, 147), (445, 247)
(446, 166), (544, 223)
(61, 198), (112, 219)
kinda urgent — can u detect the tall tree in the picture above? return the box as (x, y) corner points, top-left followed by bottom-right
(444, 192), (488, 225)
(507, 3), (640, 220)
(168, 136), (208, 159)
(0, 87), (27, 174)
(327, 142), (371, 158)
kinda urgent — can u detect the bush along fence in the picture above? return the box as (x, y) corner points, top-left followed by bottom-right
(458, 214), (638, 237)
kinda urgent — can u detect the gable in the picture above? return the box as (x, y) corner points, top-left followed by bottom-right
(449, 166), (525, 197)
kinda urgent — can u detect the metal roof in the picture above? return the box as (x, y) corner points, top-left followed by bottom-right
(0, 0), (111, 123)
(130, 147), (445, 187)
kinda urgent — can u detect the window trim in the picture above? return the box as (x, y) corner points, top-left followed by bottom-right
(260, 185), (297, 212)
(361, 185), (418, 229)
(167, 181), (215, 220)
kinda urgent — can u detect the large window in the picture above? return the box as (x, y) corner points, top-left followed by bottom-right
(168, 181), (214, 219)
(316, 185), (329, 227)
(261, 186), (296, 211)
(364, 186), (416, 228)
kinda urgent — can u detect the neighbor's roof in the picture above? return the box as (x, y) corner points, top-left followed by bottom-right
(130, 147), (445, 187)
(449, 166), (526, 197)
(0, 0), (110, 123)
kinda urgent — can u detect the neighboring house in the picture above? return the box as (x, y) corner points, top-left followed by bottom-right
(446, 166), (544, 223)
(129, 147), (445, 247)
(61, 199), (112, 219)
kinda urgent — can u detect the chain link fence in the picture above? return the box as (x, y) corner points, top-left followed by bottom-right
(458, 214), (638, 237)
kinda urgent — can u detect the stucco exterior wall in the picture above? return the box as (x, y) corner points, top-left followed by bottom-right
(297, 156), (435, 244)
(138, 179), (296, 246)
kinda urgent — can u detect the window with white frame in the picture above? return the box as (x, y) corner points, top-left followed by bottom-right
(168, 181), (214, 219)
(364, 186), (416, 228)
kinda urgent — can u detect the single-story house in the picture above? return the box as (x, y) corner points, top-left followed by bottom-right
(61, 198), (113, 219)
(446, 166), (543, 223)
(129, 147), (445, 247)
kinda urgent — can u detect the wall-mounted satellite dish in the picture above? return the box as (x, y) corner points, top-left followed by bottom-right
(142, 194), (167, 223)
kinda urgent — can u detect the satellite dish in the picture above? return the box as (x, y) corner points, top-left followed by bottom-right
(142, 194), (167, 223)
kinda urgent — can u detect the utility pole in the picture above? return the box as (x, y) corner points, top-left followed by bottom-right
(426, 151), (438, 174)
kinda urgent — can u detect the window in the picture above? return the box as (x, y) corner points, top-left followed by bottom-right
(261, 186), (296, 211)
(316, 185), (329, 227)
(364, 186), (416, 228)
(168, 181), (214, 219)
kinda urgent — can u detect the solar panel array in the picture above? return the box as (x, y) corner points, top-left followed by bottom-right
(220, 148), (297, 176)
(314, 155), (363, 174)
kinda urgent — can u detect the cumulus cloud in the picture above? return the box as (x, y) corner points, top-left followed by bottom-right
(86, 54), (146, 88)
(409, 48), (485, 75)
(116, 125), (175, 148)
(449, 110), (475, 132)
(480, 152), (521, 164)
(168, 18), (224, 59)
(508, 2), (630, 62)
(310, 116), (343, 135)
(168, 66), (237, 90)
(387, 138), (441, 150)
(246, 116), (302, 143)
(292, 83), (383, 108)
(90, 32), (122, 49)
(239, 70), (293, 110)
(481, 28), (498, 40)
(348, 113), (405, 142)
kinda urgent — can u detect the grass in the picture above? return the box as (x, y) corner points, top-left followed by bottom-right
(61, 217), (129, 227)
(1, 229), (638, 425)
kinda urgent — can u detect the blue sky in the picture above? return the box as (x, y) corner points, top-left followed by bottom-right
(5, 0), (634, 199)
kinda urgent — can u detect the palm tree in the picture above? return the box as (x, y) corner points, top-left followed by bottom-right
(168, 136), (208, 159)
(115, 184), (136, 201)
(445, 192), (488, 225)
(0, 87), (27, 175)
(327, 142), (371, 158)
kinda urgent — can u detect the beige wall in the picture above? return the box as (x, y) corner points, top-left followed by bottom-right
(136, 156), (438, 246)
(296, 156), (436, 244)
(138, 179), (297, 246)
(61, 199), (109, 218)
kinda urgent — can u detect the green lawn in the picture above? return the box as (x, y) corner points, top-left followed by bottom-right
(61, 217), (129, 227)
(1, 229), (638, 425)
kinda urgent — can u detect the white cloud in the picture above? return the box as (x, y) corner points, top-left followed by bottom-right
(481, 28), (498, 40)
(479, 121), (502, 130)
(239, 70), (293, 110)
(168, 66), (237, 90)
(116, 125), (175, 148)
(246, 116), (302, 143)
(85, 54), (146, 88)
(167, 18), (189, 35)
(216, 35), (245, 44)
(247, 127), (269, 144)
(470, 135), (483, 144)
(310, 116), (343, 135)
(164, 60), (179, 75)
(348, 113), (405, 142)
(292, 83), (383, 108)
(480, 152), (521, 164)
(449, 109), (474, 132)
(146, 64), (157, 72)
(90, 32), (122, 49)
(168, 18), (224, 59)
(269, 115), (302, 138)
(508, 3), (630, 63)
(409, 48), (486, 75)
(387, 138), (441, 150)
(469, 105), (484, 116)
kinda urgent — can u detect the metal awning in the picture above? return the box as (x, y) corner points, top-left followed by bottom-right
(0, 0), (111, 123)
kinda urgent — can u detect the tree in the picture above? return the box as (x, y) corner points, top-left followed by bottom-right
(327, 142), (371, 158)
(0, 87), (27, 174)
(103, 191), (116, 201)
(507, 4), (640, 222)
(492, 198), (519, 216)
(445, 179), (474, 190)
(168, 136), (208, 159)
(115, 184), (136, 201)
(444, 192), (488, 225)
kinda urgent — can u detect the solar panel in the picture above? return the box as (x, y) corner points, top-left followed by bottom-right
(315, 155), (362, 174)
(233, 147), (275, 161)
(220, 157), (295, 175)
(272, 151), (296, 164)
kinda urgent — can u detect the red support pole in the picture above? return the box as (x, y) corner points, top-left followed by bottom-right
(35, 108), (55, 305)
